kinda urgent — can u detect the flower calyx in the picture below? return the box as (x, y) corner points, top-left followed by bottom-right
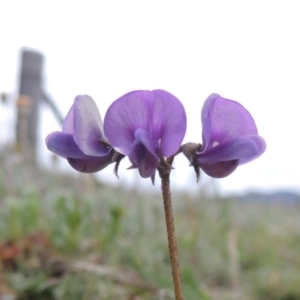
(181, 142), (202, 182)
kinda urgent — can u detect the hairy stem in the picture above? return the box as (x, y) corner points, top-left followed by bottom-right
(158, 160), (183, 300)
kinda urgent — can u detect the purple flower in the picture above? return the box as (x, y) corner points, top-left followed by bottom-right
(183, 94), (266, 178)
(46, 95), (113, 173)
(103, 90), (187, 178)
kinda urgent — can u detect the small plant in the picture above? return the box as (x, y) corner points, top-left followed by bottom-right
(51, 195), (91, 252)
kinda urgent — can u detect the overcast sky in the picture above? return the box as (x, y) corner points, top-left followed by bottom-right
(1, 1), (299, 196)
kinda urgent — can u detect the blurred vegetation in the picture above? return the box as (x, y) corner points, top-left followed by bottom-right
(1, 150), (300, 300)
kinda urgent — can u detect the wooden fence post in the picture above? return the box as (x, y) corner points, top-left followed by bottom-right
(16, 49), (43, 164)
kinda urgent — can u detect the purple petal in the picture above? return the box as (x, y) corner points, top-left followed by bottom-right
(62, 106), (74, 133)
(201, 94), (259, 153)
(104, 90), (186, 157)
(239, 136), (266, 164)
(46, 132), (86, 159)
(200, 160), (239, 178)
(46, 132), (113, 173)
(67, 154), (113, 173)
(128, 128), (159, 178)
(197, 135), (266, 165)
(132, 128), (159, 158)
(73, 95), (109, 156)
(151, 90), (187, 157)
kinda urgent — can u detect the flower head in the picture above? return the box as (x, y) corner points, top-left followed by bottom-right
(104, 90), (187, 178)
(46, 95), (113, 172)
(183, 94), (266, 178)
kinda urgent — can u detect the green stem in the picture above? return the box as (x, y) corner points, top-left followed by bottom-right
(158, 159), (183, 300)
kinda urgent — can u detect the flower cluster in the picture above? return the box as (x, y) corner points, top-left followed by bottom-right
(46, 90), (265, 180)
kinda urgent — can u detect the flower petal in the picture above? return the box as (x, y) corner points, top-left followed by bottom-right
(151, 90), (187, 157)
(239, 136), (266, 164)
(201, 94), (259, 152)
(104, 90), (149, 154)
(128, 128), (159, 178)
(45, 132), (86, 159)
(73, 95), (109, 156)
(46, 132), (113, 173)
(62, 105), (74, 133)
(104, 90), (186, 157)
(200, 160), (239, 178)
(67, 154), (113, 173)
(197, 135), (265, 165)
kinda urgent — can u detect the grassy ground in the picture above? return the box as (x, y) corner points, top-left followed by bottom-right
(1, 153), (300, 300)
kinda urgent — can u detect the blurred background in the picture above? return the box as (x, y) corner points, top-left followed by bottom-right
(1, 1), (300, 299)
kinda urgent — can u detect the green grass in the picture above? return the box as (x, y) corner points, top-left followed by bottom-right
(1, 155), (300, 299)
